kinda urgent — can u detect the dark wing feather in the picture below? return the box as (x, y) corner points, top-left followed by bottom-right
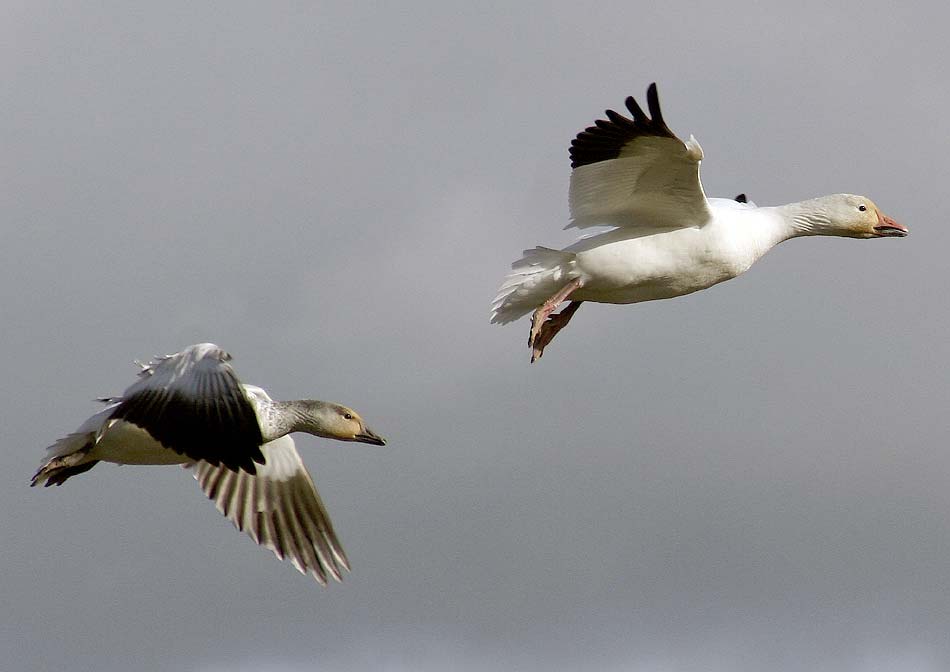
(111, 344), (265, 473)
(191, 435), (349, 585)
(569, 83), (678, 169)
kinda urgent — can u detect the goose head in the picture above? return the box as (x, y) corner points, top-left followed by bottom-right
(298, 401), (386, 445)
(819, 194), (908, 239)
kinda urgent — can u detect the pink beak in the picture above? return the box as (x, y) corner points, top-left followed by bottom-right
(874, 210), (908, 237)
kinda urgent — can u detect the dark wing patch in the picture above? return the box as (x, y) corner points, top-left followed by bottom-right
(569, 83), (678, 169)
(111, 365), (265, 474)
(735, 193), (748, 203)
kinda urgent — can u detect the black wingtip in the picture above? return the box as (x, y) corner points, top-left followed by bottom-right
(735, 193), (748, 203)
(645, 82), (672, 134)
(624, 95), (648, 124)
(569, 82), (677, 170)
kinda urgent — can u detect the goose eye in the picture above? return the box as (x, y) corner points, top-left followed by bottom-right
(343, 412), (353, 420)
(858, 204), (867, 212)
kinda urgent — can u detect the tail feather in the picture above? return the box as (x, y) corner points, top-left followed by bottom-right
(491, 247), (577, 324)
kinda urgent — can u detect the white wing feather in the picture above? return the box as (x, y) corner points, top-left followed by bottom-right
(568, 134), (710, 230)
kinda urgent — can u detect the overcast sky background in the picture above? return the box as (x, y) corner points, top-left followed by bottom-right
(3, 2), (948, 670)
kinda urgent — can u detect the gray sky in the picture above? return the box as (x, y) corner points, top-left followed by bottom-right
(3, 2), (948, 670)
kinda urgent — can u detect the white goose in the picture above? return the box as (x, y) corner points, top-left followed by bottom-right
(491, 84), (908, 361)
(32, 343), (386, 585)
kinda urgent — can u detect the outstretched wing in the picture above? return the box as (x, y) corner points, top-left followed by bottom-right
(191, 435), (349, 585)
(111, 343), (265, 473)
(567, 83), (711, 230)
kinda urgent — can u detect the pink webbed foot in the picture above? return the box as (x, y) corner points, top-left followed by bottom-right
(527, 278), (583, 362)
(530, 300), (583, 362)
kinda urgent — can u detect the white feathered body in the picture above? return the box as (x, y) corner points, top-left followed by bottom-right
(42, 403), (184, 467)
(492, 200), (786, 323)
(491, 85), (905, 338)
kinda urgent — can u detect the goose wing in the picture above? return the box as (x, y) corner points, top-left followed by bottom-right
(110, 343), (265, 473)
(191, 435), (349, 585)
(567, 83), (711, 231)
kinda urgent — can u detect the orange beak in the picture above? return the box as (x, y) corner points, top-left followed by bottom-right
(874, 210), (908, 237)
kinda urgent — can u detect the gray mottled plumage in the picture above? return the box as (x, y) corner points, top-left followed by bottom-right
(32, 343), (386, 585)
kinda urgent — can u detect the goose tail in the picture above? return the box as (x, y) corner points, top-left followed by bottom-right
(490, 247), (577, 324)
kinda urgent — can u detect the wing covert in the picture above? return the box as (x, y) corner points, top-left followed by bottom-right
(567, 83), (711, 231)
(111, 343), (265, 473)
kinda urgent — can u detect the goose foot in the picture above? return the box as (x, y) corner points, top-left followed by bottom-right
(530, 300), (584, 362)
(528, 277), (584, 362)
(31, 452), (98, 487)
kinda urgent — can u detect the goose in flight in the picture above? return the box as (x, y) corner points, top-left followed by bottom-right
(32, 343), (386, 585)
(491, 84), (908, 361)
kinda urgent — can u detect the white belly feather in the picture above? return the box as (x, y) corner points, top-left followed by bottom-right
(568, 222), (757, 305)
(89, 419), (190, 465)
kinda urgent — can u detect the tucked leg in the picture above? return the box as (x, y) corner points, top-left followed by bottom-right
(528, 278), (583, 362)
(31, 452), (98, 487)
(531, 300), (583, 362)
